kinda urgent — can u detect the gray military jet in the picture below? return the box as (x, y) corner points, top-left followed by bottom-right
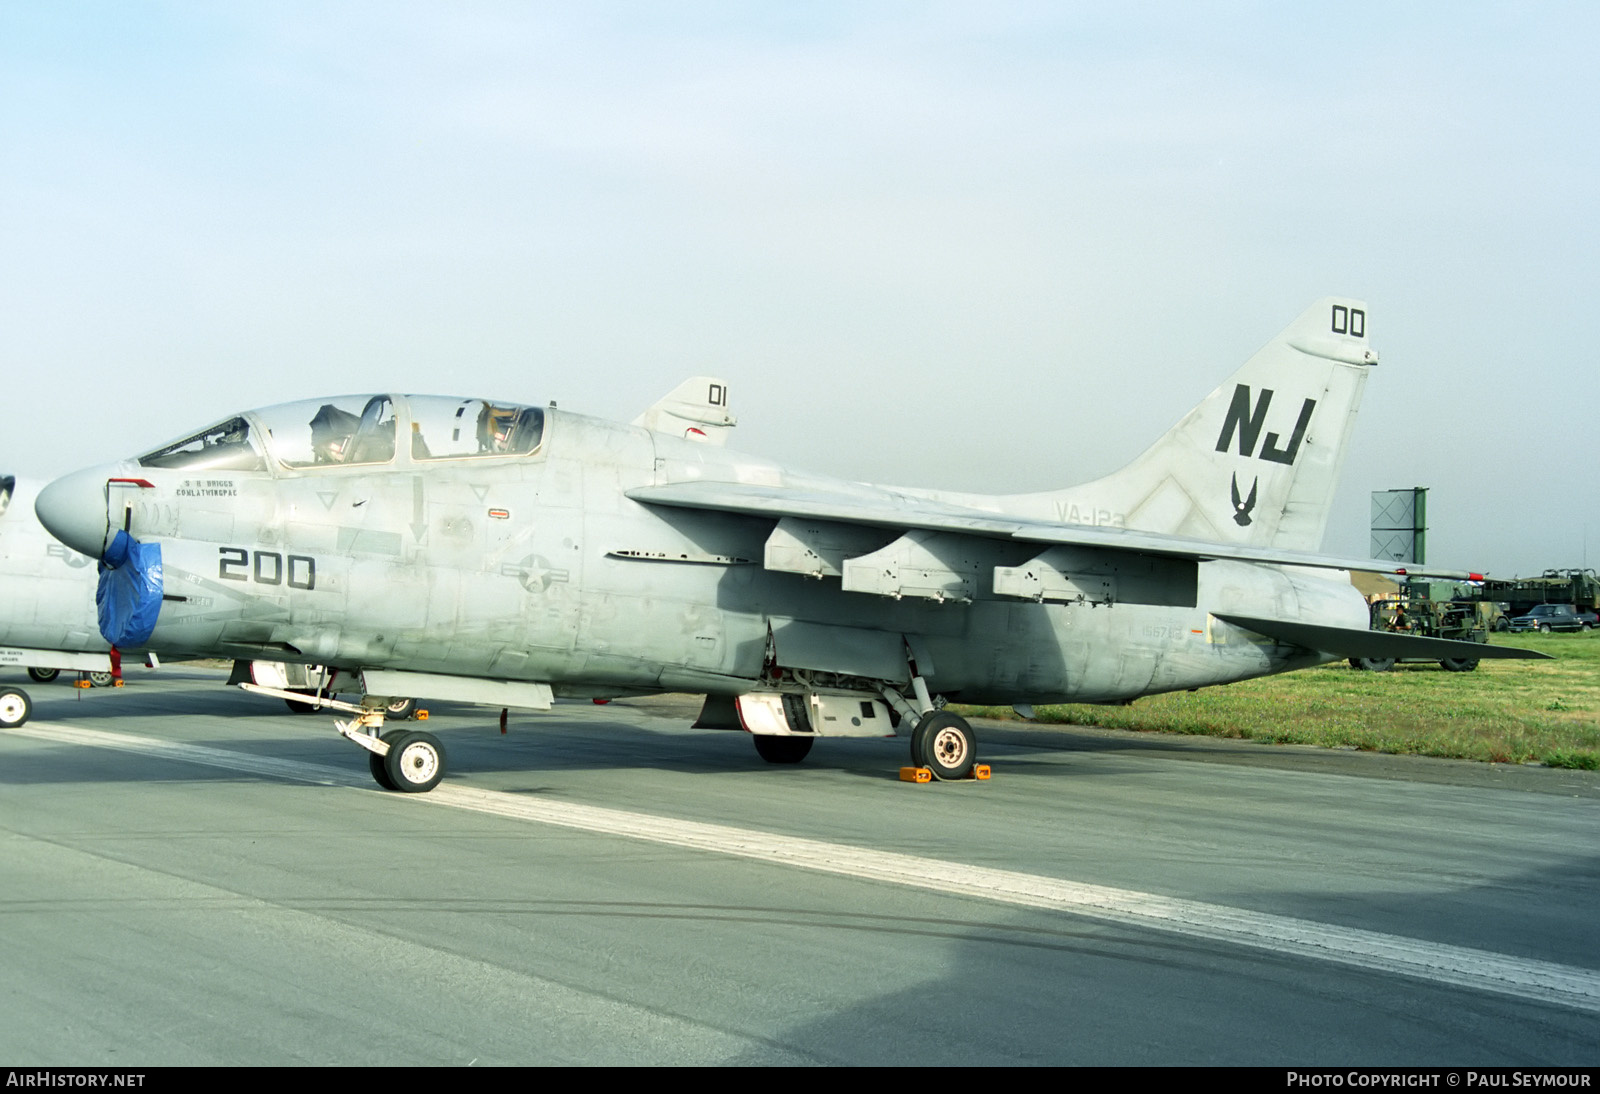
(0, 474), (126, 726)
(34, 299), (1543, 791)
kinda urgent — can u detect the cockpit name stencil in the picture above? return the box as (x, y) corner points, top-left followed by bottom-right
(176, 479), (238, 498)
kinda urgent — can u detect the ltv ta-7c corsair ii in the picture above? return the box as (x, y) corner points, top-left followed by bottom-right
(0, 474), (127, 727)
(34, 299), (1542, 791)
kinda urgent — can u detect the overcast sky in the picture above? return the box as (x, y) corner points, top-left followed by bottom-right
(2, 2), (1594, 576)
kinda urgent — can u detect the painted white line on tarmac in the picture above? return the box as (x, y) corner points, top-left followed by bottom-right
(15, 719), (1600, 1014)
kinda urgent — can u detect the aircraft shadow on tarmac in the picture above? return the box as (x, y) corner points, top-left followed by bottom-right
(0, 665), (1574, 786)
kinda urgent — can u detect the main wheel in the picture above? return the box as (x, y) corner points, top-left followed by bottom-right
(0, 688), (31, 728)
(284, 689), (320, 714)
(1440, 658), (1479, 672)
(27, 668), (59, 684)
(87, 671), (114, 687)
(752, 734), (813, 764)
(381, 730), (446, 793)
(383, 696), (416, 720)
(1351, 657), (1395, 672)
(912, 711), (976, 781)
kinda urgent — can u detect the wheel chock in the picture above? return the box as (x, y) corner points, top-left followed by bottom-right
(900, 764), (993, 783)
(73, 680), (91, 689)
(415, 710), (429, 721)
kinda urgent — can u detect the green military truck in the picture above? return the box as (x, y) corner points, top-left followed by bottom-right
(1351, 580), (1493, 672)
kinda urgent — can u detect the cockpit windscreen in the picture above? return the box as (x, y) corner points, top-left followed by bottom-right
(138, 417), (268, 472)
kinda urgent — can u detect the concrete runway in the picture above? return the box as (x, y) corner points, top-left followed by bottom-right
(2, 665), (1597, 1065)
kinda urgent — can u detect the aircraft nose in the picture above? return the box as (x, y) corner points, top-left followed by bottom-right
(35, 466), (114, 559)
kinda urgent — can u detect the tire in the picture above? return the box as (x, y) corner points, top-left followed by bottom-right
(284, 689), (320, 714)
(1540, 624), (1551, 634)
(1440, 658), (1479, 673)
(369, 749), (398, 791)
(382, 731), (446, 793)
(1352, 657), (1395, 672)
(752, 734), (813, 764)
(383, 697), (416, 720)
(912, 711), (976, 781)
(27, 668), (59, 684)
(0, 688), (31, 728)
(88, 671), (114, 687)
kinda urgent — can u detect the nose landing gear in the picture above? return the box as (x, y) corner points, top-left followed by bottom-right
(238, 679), (443, 792)
(0, 687), (32, 728)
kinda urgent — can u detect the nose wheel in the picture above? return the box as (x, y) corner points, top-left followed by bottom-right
(337, 710), (449, 793)
(0, 687), (32, 728)
(379, 731), (446, 793)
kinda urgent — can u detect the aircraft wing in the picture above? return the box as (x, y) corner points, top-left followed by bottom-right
(1213, 615), (1550, 662)
(626, 480), (1486, 581)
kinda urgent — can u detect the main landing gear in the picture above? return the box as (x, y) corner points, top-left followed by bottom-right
(737, 671), (989, 782)
(909, 711), (977, 781)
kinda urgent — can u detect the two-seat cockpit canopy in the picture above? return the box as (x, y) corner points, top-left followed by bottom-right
(137, 395), (547, 474)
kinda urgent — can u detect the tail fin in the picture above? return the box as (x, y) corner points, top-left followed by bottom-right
(633, 377), (737, 445)
(1022, 298), (1377, 551)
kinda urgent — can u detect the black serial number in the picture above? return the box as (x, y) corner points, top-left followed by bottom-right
(219, 548), (316, 590)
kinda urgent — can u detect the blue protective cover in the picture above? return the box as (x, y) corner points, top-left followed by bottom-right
(97, 530), (164, 647)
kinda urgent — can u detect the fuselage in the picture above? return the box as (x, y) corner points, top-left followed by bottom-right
(34, 394), (1367, 705)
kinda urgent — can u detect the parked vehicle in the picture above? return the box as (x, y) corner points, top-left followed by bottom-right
(1350, 590), (1493, 672)
(1506, 603), (1590, 633)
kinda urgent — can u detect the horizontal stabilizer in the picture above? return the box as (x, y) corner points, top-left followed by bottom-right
(1214, 614), (1550, 662)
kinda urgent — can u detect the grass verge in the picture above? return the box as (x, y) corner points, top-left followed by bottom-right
(960, 633), (1600, 769)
